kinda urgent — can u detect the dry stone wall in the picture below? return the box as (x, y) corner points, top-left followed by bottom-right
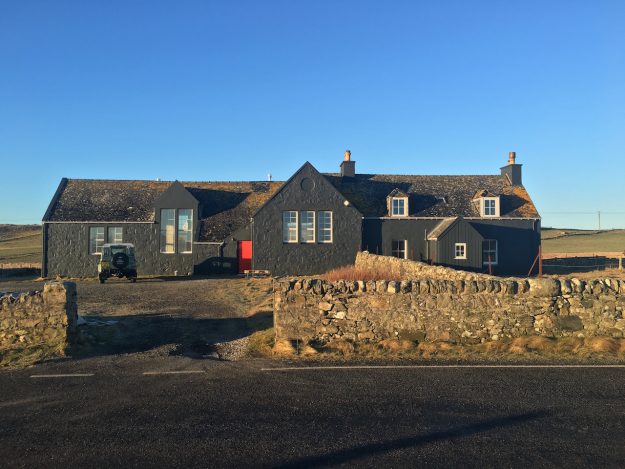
(274, 276), (625, 344)
(0, 282), (77, 353)
(355, 251), (493, 281)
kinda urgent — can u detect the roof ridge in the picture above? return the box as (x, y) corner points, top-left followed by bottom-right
(65, 178), (285, 184)
(322, 173), (503, 178)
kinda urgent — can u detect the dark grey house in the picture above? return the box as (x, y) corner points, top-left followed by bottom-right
(42, 151), (540, 277)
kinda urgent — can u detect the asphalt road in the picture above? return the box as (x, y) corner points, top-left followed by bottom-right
(2, 356), (625, 468)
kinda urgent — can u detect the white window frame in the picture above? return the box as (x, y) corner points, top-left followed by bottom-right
(89, 227), (105, 255)
(454, 243), (467, 260)
(481, 197), (500, 217)
(107, 226), (123, 244)
(317, 211), (333, 243)
(391, 240), (407, 259)
(482, 239), (498, 265)
(391, 197), (408, 217)
(283, 211), (298, 243)
(299, 211), (315, 243)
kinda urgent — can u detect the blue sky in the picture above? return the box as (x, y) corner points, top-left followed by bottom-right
(1, 1), (624, 228)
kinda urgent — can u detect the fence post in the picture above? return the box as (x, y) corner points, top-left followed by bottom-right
(619, 256), (623, 271)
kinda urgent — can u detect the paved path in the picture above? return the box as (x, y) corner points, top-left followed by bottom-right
(2, 355), (625, 467)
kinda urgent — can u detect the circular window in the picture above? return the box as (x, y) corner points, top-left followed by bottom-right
(300, 177), (315, 191)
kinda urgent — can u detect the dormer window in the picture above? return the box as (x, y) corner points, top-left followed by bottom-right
(386, 188), (409, 217)
(481, 197), (500, 217)
(391, 197), (407, 216)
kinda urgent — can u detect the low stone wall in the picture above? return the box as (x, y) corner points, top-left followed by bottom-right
(274, 277), (625, 344)
(354, 251), (492, 281)
(0, 282), (77, 354)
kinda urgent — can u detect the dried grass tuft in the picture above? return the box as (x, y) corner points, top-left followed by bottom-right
(524, 336), (556, 351)
(584, 337), (620, 354)
(323, 340), (355, 355)
(379, 339), (416, 352)
(555, 337), (585, 354)
(300, 344), (319, 356)
(272, 339), (296, 357)
(246, 328), (275, 358)
(323, 265), (404, 282)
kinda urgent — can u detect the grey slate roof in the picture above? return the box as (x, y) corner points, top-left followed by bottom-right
(426, 218), (458, 240)
(323, 174), (539, 218)
(44, 179), (283, 242)
(44, 167), (539, 243)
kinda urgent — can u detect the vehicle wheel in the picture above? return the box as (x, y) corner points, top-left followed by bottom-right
(99, 276), (106, 284)
(130, 277), (137, 283)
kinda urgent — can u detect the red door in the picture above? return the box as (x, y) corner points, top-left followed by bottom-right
(238, 241), (252, 273)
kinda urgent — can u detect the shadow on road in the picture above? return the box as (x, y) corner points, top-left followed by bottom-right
(275, 410), (550, 469)
(69, 310), (273, 359)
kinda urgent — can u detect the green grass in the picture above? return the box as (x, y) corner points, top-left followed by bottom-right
(0, 225), (41, 264)
(541, 228), (625, 254)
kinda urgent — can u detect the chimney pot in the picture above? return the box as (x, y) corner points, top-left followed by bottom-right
(340, 150), (355, 178)
(501, 151), (522, 185)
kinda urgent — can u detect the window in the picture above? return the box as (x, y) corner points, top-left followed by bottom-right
(299, 211), (315, 243)
(317, 211), (333, 243)
(160, 209), (176, 253)
(392, 240), (407, 259)
(283, 211), (298, 243)
(482, 239), (498, 265)
(89, 227), (105, 254)
(107, 227), (123, 244)
(178, 209), (193, 253)
(454, 243), (467, 260)
(482, 197), (499, 217)
(391, 198), (407, 216)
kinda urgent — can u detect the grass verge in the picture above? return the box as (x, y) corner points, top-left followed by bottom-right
(0, 343), (66, 368)
(255, 335), (625, 362)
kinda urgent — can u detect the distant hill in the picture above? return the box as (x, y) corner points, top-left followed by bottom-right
(0, 224), (41, 264)
(0, 224), (40, 239)
(541, 228), (625, 254)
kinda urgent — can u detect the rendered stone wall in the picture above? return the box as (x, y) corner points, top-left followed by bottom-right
(0, 282), (77, 353)
(274, 276), (625, 344)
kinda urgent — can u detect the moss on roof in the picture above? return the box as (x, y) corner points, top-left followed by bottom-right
(324, 173), (539, 218)
(46, 179), (283, 242)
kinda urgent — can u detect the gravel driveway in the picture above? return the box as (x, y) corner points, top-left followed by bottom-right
(1, 276), (274, 360)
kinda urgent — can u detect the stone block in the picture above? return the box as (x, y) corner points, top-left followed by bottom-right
(318, 301), (333, 312)
(528, 278), (561, 297)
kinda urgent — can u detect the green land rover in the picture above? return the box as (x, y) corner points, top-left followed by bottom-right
(98, 243), (137, 283)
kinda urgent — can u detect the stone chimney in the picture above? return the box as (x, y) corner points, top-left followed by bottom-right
(340, 150), (355, 178)
(500, 151), (522, 186)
